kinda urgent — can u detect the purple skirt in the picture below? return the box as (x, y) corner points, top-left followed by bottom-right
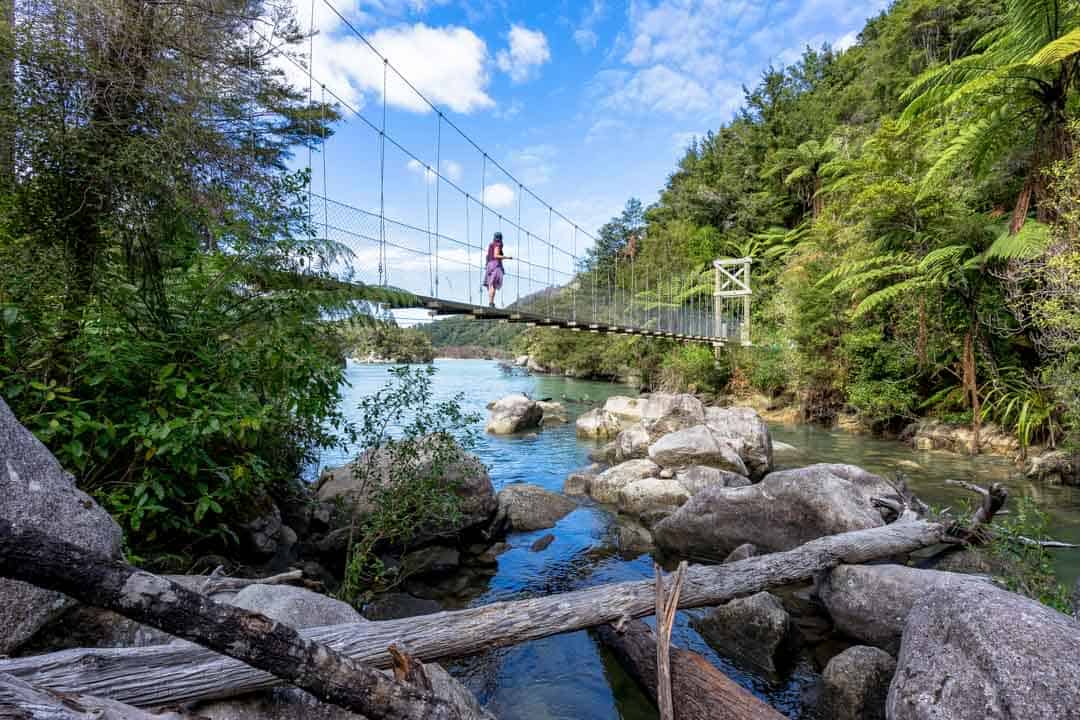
(483, 259), (504, 290)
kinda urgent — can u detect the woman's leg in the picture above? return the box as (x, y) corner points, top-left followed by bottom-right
(488, 285), (496, 306)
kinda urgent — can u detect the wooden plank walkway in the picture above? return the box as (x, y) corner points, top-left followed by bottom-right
(417, 296), (724, 345)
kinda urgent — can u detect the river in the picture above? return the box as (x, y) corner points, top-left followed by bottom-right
(321, 358), (1080, 720)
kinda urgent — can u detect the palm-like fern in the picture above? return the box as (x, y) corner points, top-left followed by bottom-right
(763, 138), (839, 218)
(902, 0), (1080, 233)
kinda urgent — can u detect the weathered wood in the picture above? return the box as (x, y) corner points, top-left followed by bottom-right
(596, 621), (785, 720)
(654, 562), (687, 720)
(0, 520), (486, 720)
(0, 521), (947, 708)
(0, 673), (188, 720)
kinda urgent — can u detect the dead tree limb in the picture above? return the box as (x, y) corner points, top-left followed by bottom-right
(944, 480), (1008, 543)
(654, 561), (687, 720)
(0, 519), (487, 720)
(200, 568), (303, 595)
(595, 621), (785, 720)
(0, 672), (189, 720)
(0, 521), (947, 708)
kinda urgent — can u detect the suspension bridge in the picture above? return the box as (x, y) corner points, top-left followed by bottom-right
(289, 2), (754, 345)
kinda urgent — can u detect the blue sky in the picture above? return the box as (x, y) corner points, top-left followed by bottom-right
(284, 0), (889, 306)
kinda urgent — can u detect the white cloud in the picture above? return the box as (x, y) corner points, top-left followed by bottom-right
(279, 19), (494, 114)
(574, 28), (598, 51)
(406, 158), (437, 183)
(483, 182), (515, 209)
(603, 65), (711, 114)
(442, 159), (464, 183)
(509, 144), (557, 186)
(496, 25), (551, 84)
(835, 30), (859, 51)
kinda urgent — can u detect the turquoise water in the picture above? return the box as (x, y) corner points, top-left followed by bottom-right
(322, 358), (1080, 719)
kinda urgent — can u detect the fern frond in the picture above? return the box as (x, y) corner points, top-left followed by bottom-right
(832, 265), (913, 295)
(853, 278), (937, 317)
(918, 244), (973, 275)
(983, 221), (1051, 260)
(1030, 27), (1080, 64)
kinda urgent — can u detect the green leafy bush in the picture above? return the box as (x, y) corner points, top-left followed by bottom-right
(339, 366), (481, 603)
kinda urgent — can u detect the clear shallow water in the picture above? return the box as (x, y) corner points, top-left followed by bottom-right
(321, 359), (1080, 719)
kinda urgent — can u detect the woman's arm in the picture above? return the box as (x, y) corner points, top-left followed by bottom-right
(496, 249), (512, 260)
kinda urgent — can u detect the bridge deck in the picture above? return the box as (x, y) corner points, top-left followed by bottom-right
(418, 296), (724, 345)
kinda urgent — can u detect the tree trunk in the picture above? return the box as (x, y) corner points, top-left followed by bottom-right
(0, 672), (189, 720)
(0, 519), (489, 720)
(0, 521), (948, 708)
(962, 330), (980, 455)
(916, 297), (928, 369)
(812, 175), (824, 219)
(596, 621), (786, 720)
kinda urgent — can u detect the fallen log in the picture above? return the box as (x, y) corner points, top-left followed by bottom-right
(0, 672), (188, 720)
(0, 521), (947, 708)
(0, 520), (488, 720)
(595, 621), (785, 720)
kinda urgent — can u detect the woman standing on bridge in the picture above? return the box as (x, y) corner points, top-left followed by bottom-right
(483, 232), (512, 308)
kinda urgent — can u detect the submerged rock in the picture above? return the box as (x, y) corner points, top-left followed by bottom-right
(576, 408), (623, 439)
(0, 397), (124, 655)
(647, 424), (748, 475)
(530, 534), (556, 552)
(820, 646), (895, 720)
(653, 464), (888, 560)
(496, 483), (576, 531)
(486, 394), (544, 434)
(692, 592), (799, 676)
(888, 582), (1080, 720)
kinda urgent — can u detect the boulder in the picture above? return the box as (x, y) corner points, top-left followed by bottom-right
(613, 515), (654, 556)
(401, 546), (460, 577)
(1025, 449), (1079, 486)
(589, 459), (660, 504)
(887, 582), (1080, 720)
(647, 425), (748, 475)
(495, 483), (576, 531)
(640, 393), (706, 439)
(910, 419), (1019, 457)
(363, 592), (442, 621)
(654, 464), (887, 560)
(316, 439), (496, 544)
(587, 441), (618, 463)
(614, 424), (651, 460)
(514, 355), (530, 367)
(0, 396), (124, 655)
(237, 496), (288, 560)
(526, 357), (549, 374)
(604, 396), (645, 425)
(691, 592), (799, 676)
(563, 465), (601, 496)
(230, 584), (365, 628)
(723, 543), (758, 564)
(576, 408), (622, 439)
(820, 646), (895, 720)
(818, 563), (988, 653)
(616, 477), (690, 517)
(674, 465), (751, 495)
(485, 394), (543, 434)
(530, 533), (555, 552)
(537, 400), (569, 425)
(704, 406), (774, 479)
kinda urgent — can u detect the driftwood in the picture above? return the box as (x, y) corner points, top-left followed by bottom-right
(0, 520), (488, 720)
(199, 568), (304, 595)
(945, 479), (1008, 542)
(595, 621), (785, 720)
(0, 521), (948, 708)
(654, 562), (687, 720)
(0, 673), (189, 720)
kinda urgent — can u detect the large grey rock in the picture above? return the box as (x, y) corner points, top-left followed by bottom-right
(674, 465), (752, 495)
(317, 439), (496, 543)
(616, 477), (690, 517)
(887, 582), (1080, 720)
(654, 463), (887, 560)
(485, 394), (543, 434)
(0, 396), (124, 655)
(1025, 449), (1079, 486)
(536, 400), (568, 426)
(563, 465), (601, 496)
(231, 584), (365, 629)
(647, 425), (748, 476)
(589, 459), (660, 504)
(704, 406), (774, 479)
(613, 515), (654, 556)
(604, 396), (645, 425)
(640, 393), (706, 439)
(496, 483), (576, 531)
(576, 408), (622, 439)
(819, 563), (988, 653)
(820, 646), (895, 720)
(692, 592), (799, 676)
(614, 424), (651, 460)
